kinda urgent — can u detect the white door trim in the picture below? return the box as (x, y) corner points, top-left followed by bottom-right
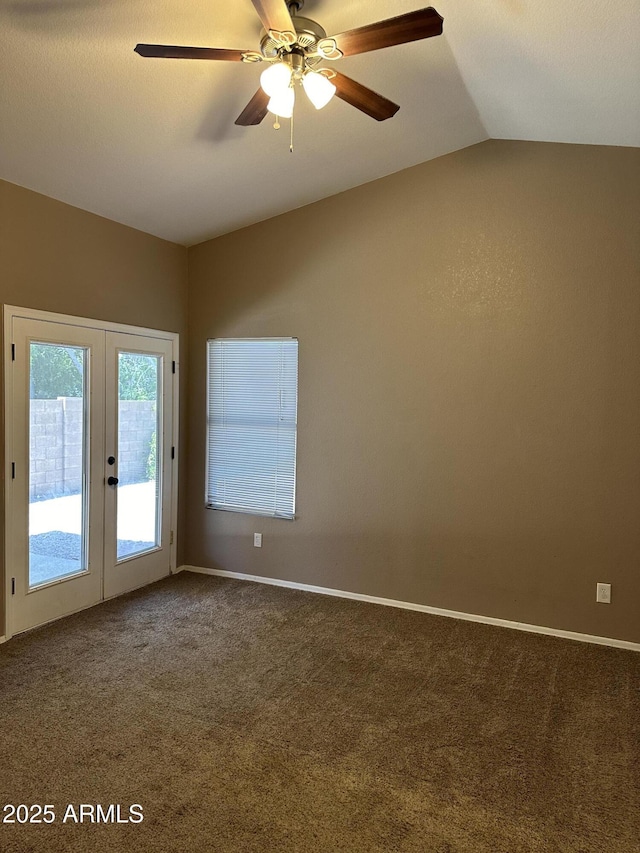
(3, 305), (179, 641)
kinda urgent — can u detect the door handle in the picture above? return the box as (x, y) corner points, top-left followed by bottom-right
(107, 476), (119, 486)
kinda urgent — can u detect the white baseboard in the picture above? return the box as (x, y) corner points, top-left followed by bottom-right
(0, 635), (6, 644)
(179, 565), (640, 653)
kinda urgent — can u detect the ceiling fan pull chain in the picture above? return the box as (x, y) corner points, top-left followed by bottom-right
(290, 111), (294, 153)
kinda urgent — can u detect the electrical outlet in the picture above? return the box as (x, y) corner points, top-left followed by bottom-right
(596, 582), (611, 604)
(253, 533), (262, 548)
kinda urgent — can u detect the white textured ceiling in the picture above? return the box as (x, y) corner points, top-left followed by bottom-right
(1, 0), (638, 246)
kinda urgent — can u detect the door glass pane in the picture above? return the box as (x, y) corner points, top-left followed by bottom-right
(29, 343), (88, 587)
(116, 352), (161, 561)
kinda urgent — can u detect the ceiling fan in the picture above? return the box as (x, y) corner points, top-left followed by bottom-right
(135, 1), (444, 128)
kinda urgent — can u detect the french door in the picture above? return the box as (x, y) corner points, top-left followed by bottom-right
(5, 308), (178, 637)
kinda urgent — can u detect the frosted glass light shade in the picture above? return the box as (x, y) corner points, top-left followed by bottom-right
(260, 62), (292, 97)
(267, 86), (295, 118)
(302, 71), (336, 110)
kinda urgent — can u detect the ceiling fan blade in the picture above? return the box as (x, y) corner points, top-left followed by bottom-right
(329, 7), (443, 57)
(250, 0), (295, 36)
(235, 88), (270, 126)
(331, 72), (399, 121)
(134, 44), (247, 61)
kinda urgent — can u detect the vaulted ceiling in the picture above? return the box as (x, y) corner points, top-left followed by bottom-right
(1, 0), (638, 246)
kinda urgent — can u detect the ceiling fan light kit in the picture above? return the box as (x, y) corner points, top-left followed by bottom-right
(302, 71), (336, 110)
(260, 61), (292, 97)
(134, 0), (443, 144)
(268, 86), (295, 120)
(259, 48), (337, 117)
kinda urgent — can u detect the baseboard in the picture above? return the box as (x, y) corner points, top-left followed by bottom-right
(0, 635), (6, 644)
(179, 565), (640, 653)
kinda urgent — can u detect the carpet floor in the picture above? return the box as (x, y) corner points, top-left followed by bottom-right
(0, 571), (638, 853)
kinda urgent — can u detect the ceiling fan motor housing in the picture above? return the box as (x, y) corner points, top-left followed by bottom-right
(260, 15), (327, 67)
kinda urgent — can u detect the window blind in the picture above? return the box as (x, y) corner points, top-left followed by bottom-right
(206, 338), (298, 519)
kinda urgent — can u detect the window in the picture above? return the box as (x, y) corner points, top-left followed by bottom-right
(206, 338), (298, 519)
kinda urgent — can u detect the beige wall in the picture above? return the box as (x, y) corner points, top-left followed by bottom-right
(186, 140), (640, 644)
(0, 179), (188, 635)
(3, 141), (639, 645)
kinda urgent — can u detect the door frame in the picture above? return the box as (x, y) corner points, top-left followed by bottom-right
(3, 305), (180, 642)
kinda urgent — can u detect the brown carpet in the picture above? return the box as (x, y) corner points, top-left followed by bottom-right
(0, 571), (638, 853)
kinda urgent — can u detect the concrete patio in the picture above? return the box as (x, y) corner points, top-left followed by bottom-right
(29, 481), (158, 586)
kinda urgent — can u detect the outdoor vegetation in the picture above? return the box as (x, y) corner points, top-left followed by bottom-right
(30, 345), (158, 401)
(30, 345), (158, 488)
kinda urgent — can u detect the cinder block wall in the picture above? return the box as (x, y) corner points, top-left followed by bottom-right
(29, 398), (157, 499)
(117, 401), (157, 485)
